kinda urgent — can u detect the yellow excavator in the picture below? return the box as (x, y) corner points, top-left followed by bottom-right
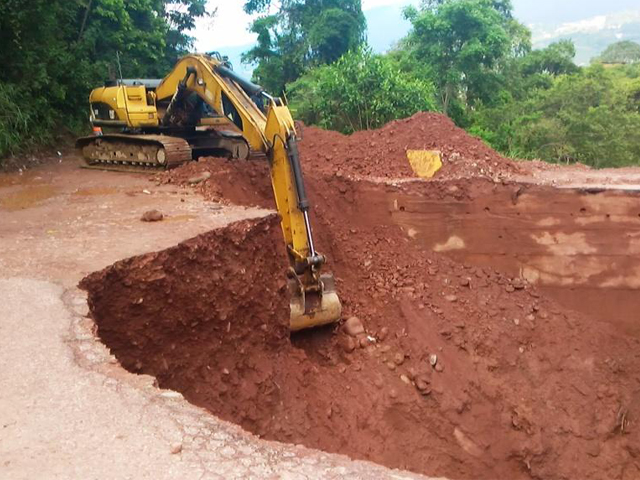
(76, 53), (341, 331)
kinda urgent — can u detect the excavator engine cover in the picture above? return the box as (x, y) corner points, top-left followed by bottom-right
(289, 274), (342, 331)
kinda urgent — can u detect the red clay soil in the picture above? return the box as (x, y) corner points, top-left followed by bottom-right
(83, 114), (640, 479)
(83, 160), (640, 480)
(298, 112), (522, 180)
(158, 156), (273, 209)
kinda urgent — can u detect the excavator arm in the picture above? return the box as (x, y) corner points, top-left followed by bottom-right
(155, 55), (341, 330)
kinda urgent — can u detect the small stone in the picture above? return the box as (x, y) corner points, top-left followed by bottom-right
(170, 443), (183, 454)
(386, 361), (397, 371)
(519, 346), (525, 354)
(389, 389), (398, 399)
(400, 374), (411, 385)
(338, 365), (347, 373)
(359, 336), (371, 348)
(378, 327), (389, 341)
(141, 209), (164, 222)
(344, 317), (365, 337)
(188, 171), (211, 184)
(435, 363), (444, 373)
(373, 377), (384, 389)
(222, 368), (230, 376)
(513, 318), (520, 326)
(512, 278), (526, 290)
(459, 278), (470, 287)
(429, 354), (438, 367)
(445, 294), (458, 303)
(393, 353), (405, 366)
(415, 376), (431, 395)
(505, 285), (515, 293)
(341, 336), (356, 353)
(380, 345), (392, 353)
(526, 314), (535, 322)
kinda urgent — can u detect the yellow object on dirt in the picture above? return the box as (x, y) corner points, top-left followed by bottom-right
(407, 150), (443, 178)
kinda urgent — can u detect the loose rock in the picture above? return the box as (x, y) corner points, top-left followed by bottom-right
(393, 352), (405, 366)
(141, 209), (164, 222)
(341, 336), (356, 353)
(344, 316), (365, 337)
(378, 326), (389, 341)
(429, 354), (438, 367)
(188, 171), (211, 184)
(415, 376), (431, 395)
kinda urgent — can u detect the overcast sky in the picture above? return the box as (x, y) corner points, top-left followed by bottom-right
(193, 0), (640, 52)
(194, 0), (416, 51)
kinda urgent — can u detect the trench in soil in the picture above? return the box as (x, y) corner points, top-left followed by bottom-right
(81, 173), (640, 480)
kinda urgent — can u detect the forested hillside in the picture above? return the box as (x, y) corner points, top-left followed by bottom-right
(0, 0), (210, 159)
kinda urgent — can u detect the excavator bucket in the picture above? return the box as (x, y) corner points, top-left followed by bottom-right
(289, 274), (342, 331)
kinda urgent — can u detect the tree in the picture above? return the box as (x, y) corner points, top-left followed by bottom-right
(402, 0), (529, 118)
(596, 41), (640, 65)
(242, 0), (366, 94)
(289, 48), (436, 133)
(0, 0), (211, 159)
(471, 65), (640, 167)
(468, 40), (579, 155)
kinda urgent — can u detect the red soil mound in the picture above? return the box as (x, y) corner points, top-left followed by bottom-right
(299, 112), (521, 180)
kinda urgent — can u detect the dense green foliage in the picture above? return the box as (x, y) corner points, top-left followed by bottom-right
(281, 0), (640, 168)
(596, 41), (640, 65)
(471, 64), (640, 166)
(242, 0), (366, 94)
(0, 0), (209, 159)
(402, 0), (530, 119)
(289, 48), (436, 133)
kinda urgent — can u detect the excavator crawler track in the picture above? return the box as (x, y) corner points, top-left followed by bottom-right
(76, 134), (192, 171)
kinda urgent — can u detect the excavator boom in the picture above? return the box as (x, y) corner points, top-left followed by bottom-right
(76, 54), (342, 330)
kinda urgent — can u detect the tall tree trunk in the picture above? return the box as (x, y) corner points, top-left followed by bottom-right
(78, 0), (93, 42)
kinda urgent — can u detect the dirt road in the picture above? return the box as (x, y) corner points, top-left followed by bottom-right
(0, 157), (425, 479)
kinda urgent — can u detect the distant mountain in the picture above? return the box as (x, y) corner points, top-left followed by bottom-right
(529, 11), (640, 64)
(511, 0), (640, 24)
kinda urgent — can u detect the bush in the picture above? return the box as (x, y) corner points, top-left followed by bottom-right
(289, 48), (436, 133)
(0, 83), (55, 160)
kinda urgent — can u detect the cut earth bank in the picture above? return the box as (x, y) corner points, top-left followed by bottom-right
(82, 113), (640, 480)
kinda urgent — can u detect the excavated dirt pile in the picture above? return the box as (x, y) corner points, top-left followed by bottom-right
(83, 114), (640, 480)
(298, 112), (522, 180)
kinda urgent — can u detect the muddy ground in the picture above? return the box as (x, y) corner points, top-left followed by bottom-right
(82, 113), (640, 480)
